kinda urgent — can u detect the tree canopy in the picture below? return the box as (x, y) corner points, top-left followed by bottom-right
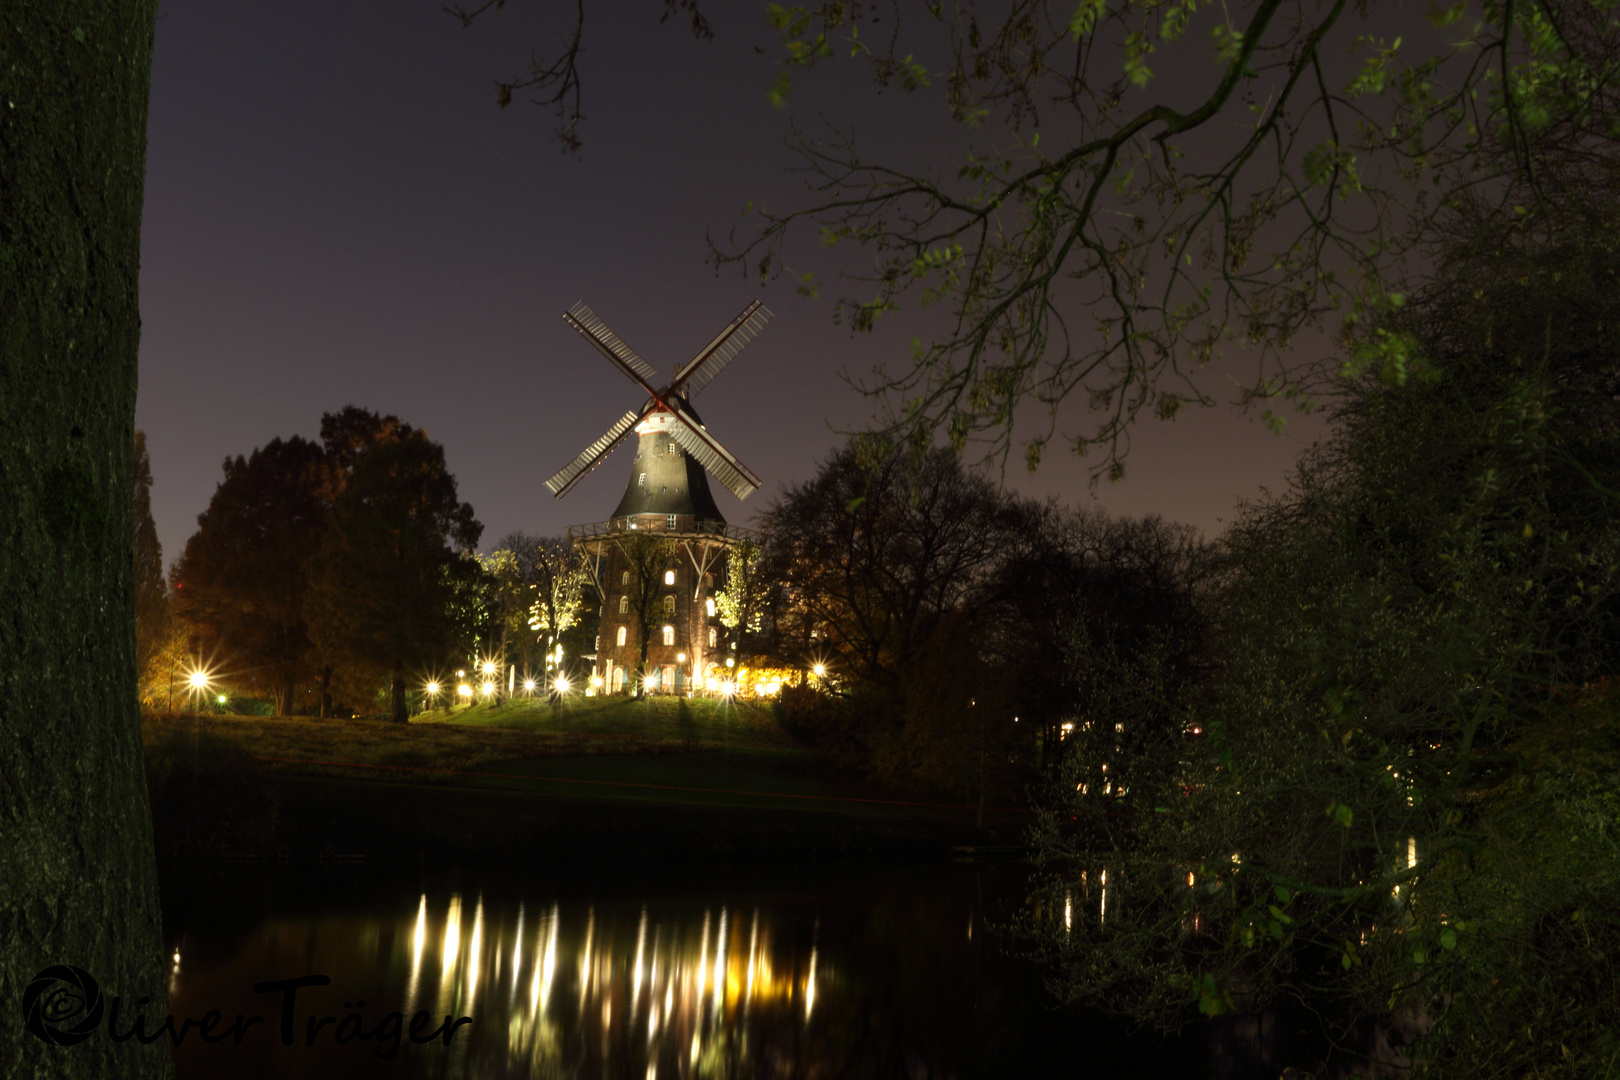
(305, 427), (483, 723)
(172, 434), (328, 714)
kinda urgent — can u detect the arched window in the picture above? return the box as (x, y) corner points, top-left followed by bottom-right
(664, 569), (676, 585)
(620, 570), (629, 586)
(662, 595), (675, 615)
(618, 595), (628, 614)
(662, 625), (674, 646)
(613, 667), (625, 691)
(705, 597), (716, 617)
(616, 626), (627, 648)
(708, 628), (717, 647)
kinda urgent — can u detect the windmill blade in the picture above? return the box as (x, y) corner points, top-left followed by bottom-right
(671, 300), (773, 395)
(563, 302), (660, 391)
(667, 401), (762, 501)
(544, 407), (647, 499)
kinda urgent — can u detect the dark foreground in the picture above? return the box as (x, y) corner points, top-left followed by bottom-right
(158, 857), (1220, 1080)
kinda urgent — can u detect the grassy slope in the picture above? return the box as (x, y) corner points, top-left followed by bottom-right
(142, 698), (1026, 858)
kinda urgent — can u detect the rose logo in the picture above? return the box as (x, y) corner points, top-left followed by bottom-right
(22, 966), (104, 1046)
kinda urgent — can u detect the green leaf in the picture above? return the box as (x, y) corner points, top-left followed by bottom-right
(766, 69), (793, 109)
(1425, 0), (1466, 27)
(1440, 928), (1457, 950)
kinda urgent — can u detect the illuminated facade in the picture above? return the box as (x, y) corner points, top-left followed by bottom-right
(569, 406), (752, 695)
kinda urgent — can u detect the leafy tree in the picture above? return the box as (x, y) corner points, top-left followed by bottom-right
(1024, 181), (1620, 1072)
(612, 533), (675, 698)
(757, 441), (1042, 790)
(515, 533), (592, 682)
(1, 5), (174, 1077)
(718, 1), (1620, 477)
(712, 537), (771, 651)
(990, 508), (1211, 764)
(305, 431), (482, 723)
(133, 430), (174, 702)
(171, 435), (327, 714)
(760, 441), (1029, 688)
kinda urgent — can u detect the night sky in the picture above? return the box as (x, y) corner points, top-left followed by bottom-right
(137, 0), (1329, 568)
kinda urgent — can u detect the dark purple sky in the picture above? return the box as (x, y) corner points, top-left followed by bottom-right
(137, 1), (1328, 567)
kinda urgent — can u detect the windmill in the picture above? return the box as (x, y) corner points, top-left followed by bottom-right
(544, 299), (771, 505)
(549, 300), (772, 697)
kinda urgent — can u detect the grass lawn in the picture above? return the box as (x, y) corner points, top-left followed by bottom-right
(440, 693), (793, 750)
(142, 697), (1025, 851)
(141, 707), (689, 776)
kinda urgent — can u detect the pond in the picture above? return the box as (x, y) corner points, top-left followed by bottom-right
(156, 857), (1218, 1079)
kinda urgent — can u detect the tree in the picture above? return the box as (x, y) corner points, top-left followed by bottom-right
(760, 441), (1028, 688)
(718, 1), (1620, 478)
(989, 508), (1210, 763)
(1024, 182), (1620, 1071)
(514, 533), (591, 685)
(612, 534), (675, 699)
(133, 431), (173, 703)
(305, 432), (483, 723)
(712, 537), (771, 654)
(171, 436), (327, 714)
(756, 441), (1041, 790)
(1, 5), (173, 1078)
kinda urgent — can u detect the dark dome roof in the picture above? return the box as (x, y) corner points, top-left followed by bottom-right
(610, 398), (725, 523)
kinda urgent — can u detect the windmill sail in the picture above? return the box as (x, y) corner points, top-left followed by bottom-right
(672, 301), (773, 395)
(668, 403), (762, 501)
(564, 302), (660, 388)
(544, 407), (645, 498)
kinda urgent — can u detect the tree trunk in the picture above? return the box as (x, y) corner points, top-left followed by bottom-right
(318, 666), (333, 719)
(0, 5), (173, 1078)
(390, 663), (407, 724)
(636, 627), (652, 699)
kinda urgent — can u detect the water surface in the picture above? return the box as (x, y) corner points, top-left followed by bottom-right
(158, 858), (1189, 1079)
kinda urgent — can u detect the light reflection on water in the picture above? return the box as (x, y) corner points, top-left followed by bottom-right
(392, 891), (822, 1077)
(161, 862), (1171, 1079)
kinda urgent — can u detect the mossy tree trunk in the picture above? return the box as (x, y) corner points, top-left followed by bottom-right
(1, 4), (172, 1078)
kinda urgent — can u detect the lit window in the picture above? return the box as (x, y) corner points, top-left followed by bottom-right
(664, 570), (675, 585)
(667, 514), (678, 530)
(616, 626), (627, 647)
(709, 628), (717, 647)
(662, 625), (674, 646)
(667, 442), (677, 456)
(620, 570), (628, 586)
(638, 473), (646, 486)
(663, 595), (675, 615)
(618, 595), (628, 614)
(705, 597), (716, 617)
